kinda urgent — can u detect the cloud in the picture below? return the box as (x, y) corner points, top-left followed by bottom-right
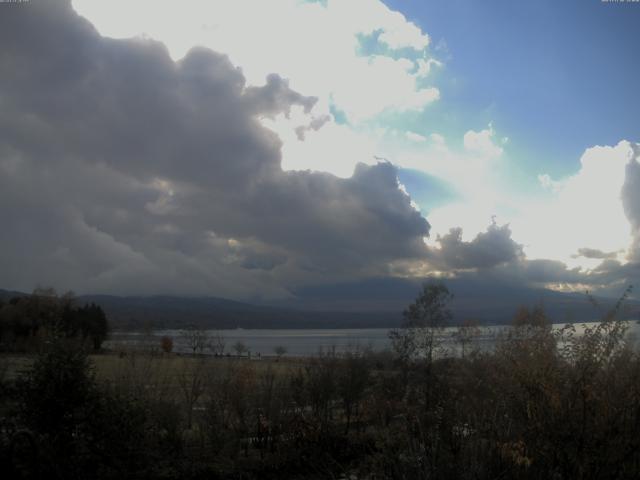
(573, 248), (619, 260)
(71, 0), (444, 183)
(405, 131), (427, 143)
(372, 122), (512, 245)
(463, 124), (505, 159)
(415, 58), (442, 77)
(428, 221), (524, 270)
(243, 73), (317, 118)
(376, 11), (430, 50)
(537, 173), (563, 193)
(72, 0), (441, 125)
(622, 143), (640, 261)
(294, 114), (331, 141)
(0, 0), (430, 297)
(3, 0), (639, 307)
(512, 141), (635, 269)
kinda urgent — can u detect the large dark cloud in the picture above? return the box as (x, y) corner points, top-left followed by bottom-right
(3, 0), (639, 308)
(422, 220), (639, 301)
(0, 0), (429, 297)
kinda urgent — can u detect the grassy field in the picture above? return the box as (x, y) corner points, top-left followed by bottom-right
(1, 349), (308, 409)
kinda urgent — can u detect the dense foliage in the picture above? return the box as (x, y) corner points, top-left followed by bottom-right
(0, 288), (108, 352)
(0, 283), (638, 479)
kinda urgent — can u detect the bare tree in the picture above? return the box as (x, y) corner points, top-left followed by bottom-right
(182, 327), (210, 356)
(233, 340), (248, 358)
(209, 331), (226, 356)
(178, 357), (207, 429)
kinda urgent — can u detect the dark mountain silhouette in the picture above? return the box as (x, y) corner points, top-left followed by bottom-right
(2, 281), (638, 330)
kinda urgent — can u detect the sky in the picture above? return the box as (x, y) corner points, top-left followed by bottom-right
(1, 0), (640, 309)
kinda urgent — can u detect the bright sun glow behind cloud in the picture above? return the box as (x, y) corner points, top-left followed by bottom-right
(72, 0), (438, 122)
(511, 141), (634, 268)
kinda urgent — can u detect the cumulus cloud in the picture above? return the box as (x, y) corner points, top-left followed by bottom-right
(243, 73), (317, 118)
(294, 114), (331, 141)
(3, 0), (639, 308)
(405, 131), (427, 143)
(373, 121), (513, 246)
(428, 221), (524, 270)
(463, 124), (505, 159)
(72, 0), (441, 125)
(0, 0), (430, 297)
(512, 141), (635, 268)
(622, 143), (640, 261)
(71, 0), (444, 182)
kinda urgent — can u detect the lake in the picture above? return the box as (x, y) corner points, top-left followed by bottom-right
(105, 320), (640, 357)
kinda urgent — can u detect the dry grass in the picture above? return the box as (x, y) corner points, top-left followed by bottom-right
(2, 350), (304, 403)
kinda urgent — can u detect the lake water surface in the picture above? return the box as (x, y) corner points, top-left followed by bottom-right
(106, 320), (640, 357)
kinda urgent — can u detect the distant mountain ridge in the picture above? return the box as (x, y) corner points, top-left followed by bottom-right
(0, 290), (401, 330)
(2, 283), (638, 330)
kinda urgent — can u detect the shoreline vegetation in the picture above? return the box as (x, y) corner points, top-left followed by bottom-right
(2, 284), (640, 479)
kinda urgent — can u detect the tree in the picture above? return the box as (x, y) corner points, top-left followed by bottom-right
(14, 338), (156, 478)
(178, 357), (206, 429)
(209, 331), (226, 356)
(182, 327), (209, 355)
(512, 303), (548, 329)
(160, 335), (174, 354)
(16, 338), (97, 462)
(453, 319), (481, 359)
(0, 289), (110, 352)
(337, 348), (370, 433)
(390, 281), (453, 364)
(233, 341), (248, 357)
(82, 303), (109, 350)
(273, 345), (287, 360)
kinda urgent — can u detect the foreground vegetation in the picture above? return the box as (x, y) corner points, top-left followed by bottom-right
(0, 288), (108, 352)
(1, 284), (639, 479)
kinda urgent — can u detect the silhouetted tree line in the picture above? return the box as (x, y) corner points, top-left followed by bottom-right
(1, 283), (639, 479)
(0, 288), (108, 352)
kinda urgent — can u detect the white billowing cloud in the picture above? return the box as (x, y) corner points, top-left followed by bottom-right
(430, 133), (446, 145)
(264, 108), (377, 178)
(376, 123), (505, 185)
(405, 131), (428, 142)
(416, 58), (442, 77)
(463, 124), (505, 159)
(538, 173), (563, 193)
(417, 139), (640, 295)
(376, 10), (430, 50)
(620, 142), (640, 261)
(373, 123), (509, 242)
(424, 202), (504, 244)
(72, 0), (439, 123)
(512, 141), (635, 269)
(329, 55), (439, 122)
(374, 122), (638, 287)
(72, 0), (442, 181)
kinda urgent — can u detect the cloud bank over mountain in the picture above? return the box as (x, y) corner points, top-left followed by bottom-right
(1, 0), (639, 308)
(0, 0), (430, 298)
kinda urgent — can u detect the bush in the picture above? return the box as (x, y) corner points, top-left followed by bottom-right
(160, 335), (174, 354)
